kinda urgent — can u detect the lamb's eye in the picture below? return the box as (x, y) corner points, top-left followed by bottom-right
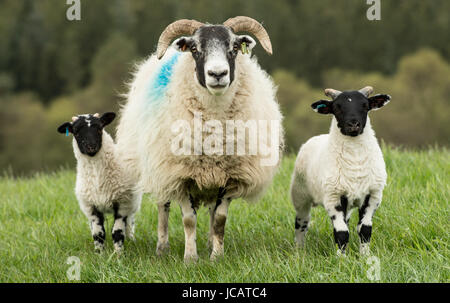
(233, 44), (239, 52)
(191, 46), (197, 53)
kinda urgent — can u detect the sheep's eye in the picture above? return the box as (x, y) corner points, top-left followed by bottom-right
(233, 44), (239, 52)
(190, 46), (197, 53)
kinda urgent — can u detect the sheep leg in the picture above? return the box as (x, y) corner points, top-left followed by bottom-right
(180, 195), (198, 263)
(345, 208), (354, 227)
(291, 173), (312, 247)
(88, 207), (105, 253)
(112, 206), (127, 253)
(126, 191), (142, 241)
(208, 187), (226, 249)
(208, 205), (214, 248)
(325, 195), (350, 255)
(293, 202), (312, 248)
(156, 201), (171, 256)
(125, 214), (135, 240)
(210, 197), (231, 261)
(358, 192), (381, 256)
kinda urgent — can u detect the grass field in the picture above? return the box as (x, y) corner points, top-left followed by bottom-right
(0, 146), (448, 283)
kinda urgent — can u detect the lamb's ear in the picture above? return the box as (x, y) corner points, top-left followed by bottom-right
(100, 112), (116, 127)
(172, 37), (194, 52)
(368, 94), (391, 111)
(57, 122), (72, 134)
(311, 100), (333, 114)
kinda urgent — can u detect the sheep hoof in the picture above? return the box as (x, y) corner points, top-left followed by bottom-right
(94, 244), (104, 253)
(360, 244), (371, 256)
(295, 242), (305, 249)
(336, 249), (347, 257)
(295, 237), (306, 248)
(210, 252), (224, 261)
(114, 243), (124, 254)
(156, 242), (170, 256)
(184, 254), (199, 264)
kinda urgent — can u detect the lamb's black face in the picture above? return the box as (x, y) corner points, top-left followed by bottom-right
(57, 112), (116, 157)
(173, 25), (256, 96)
(332, 92), (370, 136)
(311, 91), (391, 137)
(71, 115), (104, 156)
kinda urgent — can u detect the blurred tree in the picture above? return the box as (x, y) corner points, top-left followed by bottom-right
(42, 97), (79, 171)
(0, 0), (449, 175)
(0, 93), (47, 175)
(322, 48), (450, 148)
(1, 0), (449, 99)
(0, 73), (14, 96)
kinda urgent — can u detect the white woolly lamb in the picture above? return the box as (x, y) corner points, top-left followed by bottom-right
(58, 112), (142, 252)
(116, 17), (284, 261)
(290, 86), (391, 255)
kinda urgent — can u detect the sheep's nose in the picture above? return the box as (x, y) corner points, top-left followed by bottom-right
(207, 69), (228, 80)
(346, 120), (361, 131)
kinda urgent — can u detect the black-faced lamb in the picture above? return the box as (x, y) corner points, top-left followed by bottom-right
(290, 86), (391, 255)
(58, 113), (142, 253)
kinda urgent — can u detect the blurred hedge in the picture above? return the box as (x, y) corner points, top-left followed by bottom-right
(0, 48), (448, 175)
(1, 0), (449, 175)
(276, 49), (450, 152)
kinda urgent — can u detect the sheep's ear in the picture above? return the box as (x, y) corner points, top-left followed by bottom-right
(57, 122), (72, 134)
(172, 37), (194, 52)
(100, 112), (116, 127)
(368, 94), (391, 111)
(311, 100), (333, 114)
(237, 35), (256, 53)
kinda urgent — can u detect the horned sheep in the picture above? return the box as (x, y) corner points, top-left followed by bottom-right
(116, 16), (284, 261)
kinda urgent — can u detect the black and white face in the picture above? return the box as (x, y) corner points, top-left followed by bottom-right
(172, 25), (256, 96)
(311, 91), (391, 137)
(57, 112), (116, 157)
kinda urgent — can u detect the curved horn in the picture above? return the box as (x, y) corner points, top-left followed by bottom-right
(71, 116), (78, 122)
(223, 16), (273, 55)
(359, 86), (373, 97)
(156, 19), (204, 60)
(324, 88), (342, 99)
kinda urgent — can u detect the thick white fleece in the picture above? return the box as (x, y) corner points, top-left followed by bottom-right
(74, 131), (140, 217)
(291, 117), (386, 209)
(116, 47), (284, 203)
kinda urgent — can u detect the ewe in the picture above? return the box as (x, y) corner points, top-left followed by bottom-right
(58, 113), (142, 252)
(290, 87), (390, 255)
(116, 16), (284, 261)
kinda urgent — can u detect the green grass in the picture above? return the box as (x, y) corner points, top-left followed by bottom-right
(0, 146), (449, 283)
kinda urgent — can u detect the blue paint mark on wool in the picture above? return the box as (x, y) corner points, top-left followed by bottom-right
(148, 52), (180, 101)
